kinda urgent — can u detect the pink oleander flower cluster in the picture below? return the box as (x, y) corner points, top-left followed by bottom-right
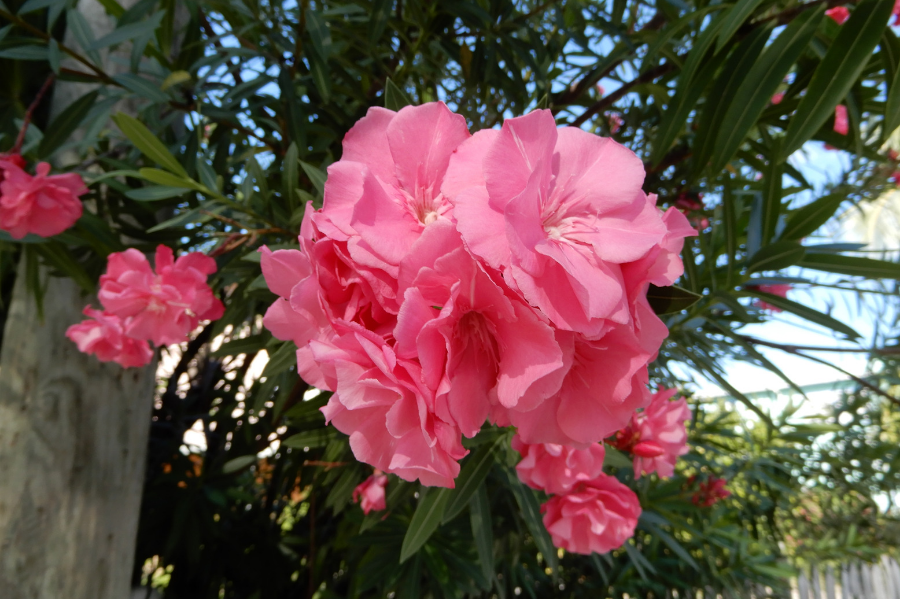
(0, 157), (85, 239)
(825, 6), (850, 24)
(260, 102), (695, 488)
(353, 472), (388, 514)
(67, 245), (224, 368)
(513, 435), (640, 555)
(610, 389), (691, 479)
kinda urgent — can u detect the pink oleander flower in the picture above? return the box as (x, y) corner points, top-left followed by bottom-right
(674, 192), (709, 230)
(0, 160), (85, 239)
(512, 434), (606, 495)
(825, 6), (850, 24)
(353, 472), (388, 514)
(394, 222), (563, 437)
(750, 283), (791, 312)
(443, 108), (689, 338)
(612, 389), (691, 479)
(65, 307), (154, 368)
(0, 153), (25, 185)
(98, 245), (224, 346)
(894, 0), (900, 25)
(318, 325), (467, 487)
(771, 92), (785, 105)
(311, 102), (471, 314)
(692, 476), (731, 507)
(541, 476), (641, 555)
(834, 105), (849, 136)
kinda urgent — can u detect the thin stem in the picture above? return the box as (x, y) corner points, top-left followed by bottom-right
(13, 74), (55, 153)
(739, 336), (900, 355)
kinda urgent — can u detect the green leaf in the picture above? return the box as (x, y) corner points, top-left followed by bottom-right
(282, 429), (337, 449)
(797, 253), (900, 279)
(37, 90), (99, 159)
(642, 520), (700, 571)
(299, 160), (327, 196)
(283, 142), (299, 211)
(760, 148), (783, 246)
(469, 485), (494, 587)
(124, 186), (189, 201)
(17, 0), (62, 15)
(623, 541), (657, 581)
(325, 467), (360, 514)
(367, 0), (392, 43)
(442, 441), (497, 523)
(90, 10), (165, 49)
(138, 168), (198, 189)
(0, 45), (48, 60)
(66, 8), (100, 64)
(779, 193), (845, 240)
(34, 242), (93, 293)
(651, 42), (729, 166)
(506, 469), (558, 578)
(603, 446), (633, 469)
(746, 240), (806, 273)
(693, 25), (772, 175)
(711, 7), (823, 173)
(742, 290), (861, 338)
(646, 284), (702, 314)
(222, 455), (257, 474)
(113, 113), (188, 177)
(210, 335), (268, 358)
(261, 342), (297, 377)
(782, 0), (893, 157)
(305, 9), (332, 102)
(885, 30), (900, 135)
(112, 73), (170, 103)
(47, 38), (60, 73)
(715, 0), (766, 54)
(384, 78), (413, 111)
(400, 487), (451, 563)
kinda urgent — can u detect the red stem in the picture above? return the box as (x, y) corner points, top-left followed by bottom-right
(13, 74), (55, 154)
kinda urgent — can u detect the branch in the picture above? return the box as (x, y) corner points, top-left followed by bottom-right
(13, 74), (54, 153)
(569, 62), (674, 128)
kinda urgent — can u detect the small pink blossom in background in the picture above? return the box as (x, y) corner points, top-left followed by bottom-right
(612, 389), (690, 479)
(894, 0), (900, 25)
(834, 104), (849, 135)
(65, 307), (153, 368)
(541, 476), (641, 555)
(750, 283), (791, 312)
(674, 192), (709, 230)
(608, 113), (623, 133)
(0, 160), (85, 239)
(770, 92), (785, 105)
(512, 435), (606, 495)
(353, 472), (388, 514)
(99, 245), (224, 346)
(692, 476), (731, 507)
(825, 6), (850, 24)
(596, 84), (605, 96)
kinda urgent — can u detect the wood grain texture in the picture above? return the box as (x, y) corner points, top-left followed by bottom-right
(0, 260), (155, 599)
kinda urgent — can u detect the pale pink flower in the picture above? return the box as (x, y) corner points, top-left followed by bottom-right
(894, 0), (900, 25)
(770, 92), (785, 105)
(834, 105), (849, 136)
(750, 283), (791, 312)
(0, 160), (85, 239)
(541, 475), (641, 555)
(311, 102), (470, 313)
(512, 435), (606, 495)
(65, 307), (153, 368)
(825, 6), (850, 24)
(318, 326), (466, 487)
(98, 245), (224, 346)
(443, 109), (682, 338)
(394, 221), (564, 437)
(612, 389), (691, 479)
(353, 472), (388, 514)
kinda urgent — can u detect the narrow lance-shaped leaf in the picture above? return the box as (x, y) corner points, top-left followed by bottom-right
(746, 240), (806, 273)
(37, 90), (98, 158)
(505, 468), (559, 578)
(782, 0), (893, 157)
(399, 487), (451, 563)
(741, 289), (861, 338)
(469, 485), (494, 587)
(443, 440), (497, 523)
(113, 113), (188, 177)
(715, 0), (766, 54)
(710, 7), (824, 174)
(384, 78), (413, 111)
(779, 193), (845, 240)
(798, 253), (900, 279)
